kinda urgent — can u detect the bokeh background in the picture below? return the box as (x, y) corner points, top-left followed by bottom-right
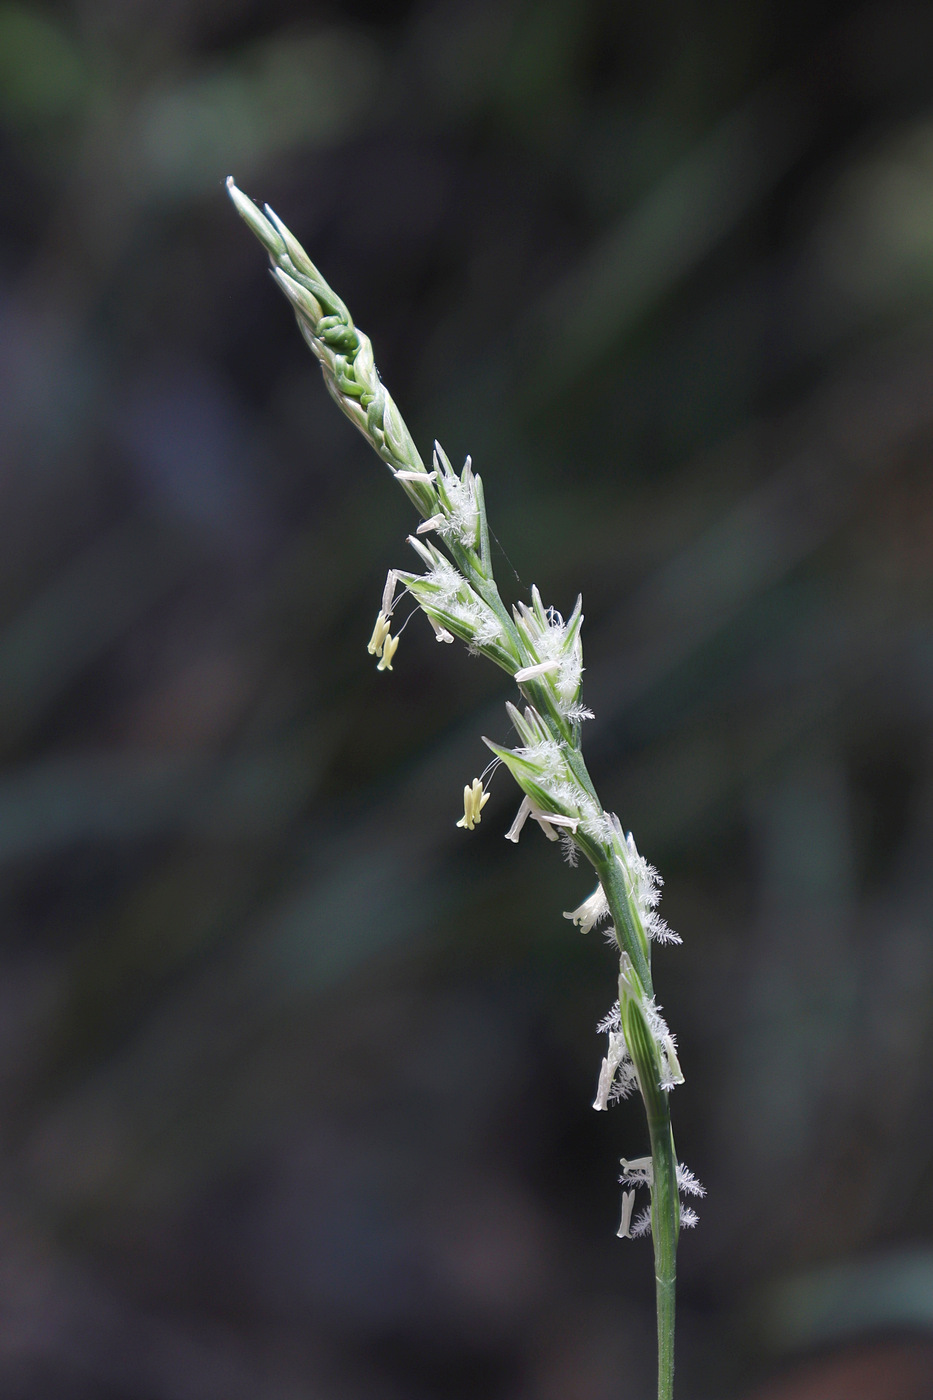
(2, 1), (933, 1397)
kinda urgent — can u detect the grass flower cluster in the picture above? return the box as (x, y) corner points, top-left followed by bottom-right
(227, 176), (700, 1400)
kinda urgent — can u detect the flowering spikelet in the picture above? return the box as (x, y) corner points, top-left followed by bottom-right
(396, 536), (513, 671)
(613, 821), (681, 947)
(481, 702), (616, 857)
(511, 586), (585, 720)
(593, 1033), (639, 1108)
(593, 1004), (638, 1106)
(430, 443), (480, 549)
(618, 1157), (705, 1239)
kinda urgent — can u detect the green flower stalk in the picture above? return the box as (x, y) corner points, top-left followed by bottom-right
(227, 176), (701, 1400)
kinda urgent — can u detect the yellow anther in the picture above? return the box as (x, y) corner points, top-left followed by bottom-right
(456, 778), (490, 830)
(367, 611), (391, 656)
(376, 632), (399, 671)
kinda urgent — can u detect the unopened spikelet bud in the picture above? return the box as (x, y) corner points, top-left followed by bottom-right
(226, 177), (286, 257)
(227, 180), (435, 509)
(272, 268), (325, 326)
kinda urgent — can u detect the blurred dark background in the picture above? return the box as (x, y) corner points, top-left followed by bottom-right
(1, 1), (933, 1397)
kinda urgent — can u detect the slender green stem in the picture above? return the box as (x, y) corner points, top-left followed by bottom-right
(647, 1091), (678, 1400)
(596, 847), (654, 996)
(611, 900), (679, 1400)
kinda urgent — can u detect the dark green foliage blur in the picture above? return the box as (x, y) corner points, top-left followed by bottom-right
(1, 2), (933, 1397)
